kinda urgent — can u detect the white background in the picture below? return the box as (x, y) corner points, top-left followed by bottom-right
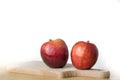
(0, 0), (120, 78)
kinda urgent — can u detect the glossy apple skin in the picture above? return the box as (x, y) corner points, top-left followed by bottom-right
(40, 39), (68, 68)
(71, 41), (98, 70)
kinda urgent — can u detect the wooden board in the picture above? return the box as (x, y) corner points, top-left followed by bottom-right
(7, 61), (110, 79)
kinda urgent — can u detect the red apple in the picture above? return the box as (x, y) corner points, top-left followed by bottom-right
(71, 41), (98, 70)
(40, 39), (69, 68)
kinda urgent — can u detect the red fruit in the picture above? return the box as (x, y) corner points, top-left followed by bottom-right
(71, 41), (98, 70)
(40, 39), (69, 68)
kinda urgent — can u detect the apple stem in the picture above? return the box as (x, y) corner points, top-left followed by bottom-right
(87, 41), (89, 43)
(49, 39), (52, 41)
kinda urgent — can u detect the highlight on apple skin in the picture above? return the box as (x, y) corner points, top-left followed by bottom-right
(71, 41), (98, 70)
(40, 39), (69, 68)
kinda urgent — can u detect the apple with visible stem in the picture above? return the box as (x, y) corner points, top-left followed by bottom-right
(71, 41), (98, 70)
(40, 39), (69, 68)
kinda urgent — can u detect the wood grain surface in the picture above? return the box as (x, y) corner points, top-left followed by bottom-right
(7, 61), (110, 79)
